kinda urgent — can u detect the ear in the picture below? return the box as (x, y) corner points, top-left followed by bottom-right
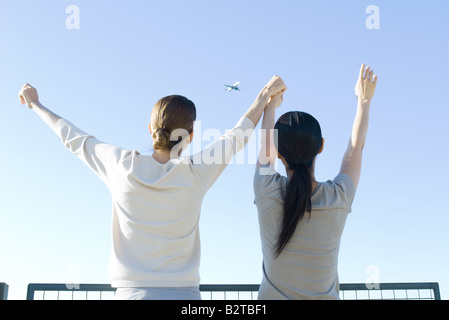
(149, 122), (152, 134)
(318, 138), (325, 154)
(188, 130), (194, 144)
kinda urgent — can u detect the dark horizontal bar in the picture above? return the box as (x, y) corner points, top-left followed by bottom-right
(27, 283), (114, 292)
(200, 284), (260, 292)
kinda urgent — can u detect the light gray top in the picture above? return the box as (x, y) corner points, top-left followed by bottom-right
(52, 116), (255, 288)
(254, 165), (356, 299)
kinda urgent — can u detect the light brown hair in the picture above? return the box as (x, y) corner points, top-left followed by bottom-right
(150, 95), (196, 151)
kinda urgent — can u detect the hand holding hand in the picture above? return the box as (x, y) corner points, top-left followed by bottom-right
(262, 75), (287, 102)
(245, 75), (287, 127)
(267, 90), (285, 109)
(18, 83), (39, 109)
(355, 64), (378, 102)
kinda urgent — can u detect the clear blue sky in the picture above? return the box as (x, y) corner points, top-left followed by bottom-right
(1, 0), (448, 300)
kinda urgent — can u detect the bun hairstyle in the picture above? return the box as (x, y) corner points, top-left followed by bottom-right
(274, 111), (323, 257)
(151, 95), (196, 151)
(153, 128), (172, 151)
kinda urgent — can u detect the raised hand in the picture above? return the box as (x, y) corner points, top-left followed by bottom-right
(18, 83), (39, 109)
(355, 64), (378, 101)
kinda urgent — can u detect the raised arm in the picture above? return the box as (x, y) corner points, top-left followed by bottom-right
(256, 89), (285, 171)
(340, 64), (378, 188)
(18, 83), (128, 186)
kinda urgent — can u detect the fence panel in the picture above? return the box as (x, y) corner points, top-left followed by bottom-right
(26, 282), (441, 300)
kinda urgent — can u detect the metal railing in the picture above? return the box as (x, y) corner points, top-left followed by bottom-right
(25, 282), (441, 300)
(339, 282), (441, 300)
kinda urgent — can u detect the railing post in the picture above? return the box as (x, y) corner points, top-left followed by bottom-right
(26, 284), (35, 300)
(0, 283), (9, 300)
(432, 283), (441, 300)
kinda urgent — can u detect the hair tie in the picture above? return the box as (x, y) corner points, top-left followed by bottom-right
(157, 128), (169, 133)
(296, 161), (305, 169)
(290, 158), (314, 170)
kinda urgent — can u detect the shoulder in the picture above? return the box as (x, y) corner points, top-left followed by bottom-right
(253, 165), (288, 200)
(332, 173), (356, 199)
(317, 173), (357, 212)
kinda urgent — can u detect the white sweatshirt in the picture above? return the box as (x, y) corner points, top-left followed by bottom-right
(52, 116), (255, 288)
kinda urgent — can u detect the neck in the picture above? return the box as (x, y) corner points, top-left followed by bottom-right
(152, 149), (172, 164)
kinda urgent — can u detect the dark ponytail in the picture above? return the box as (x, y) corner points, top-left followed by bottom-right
(274, 112), (322, 258)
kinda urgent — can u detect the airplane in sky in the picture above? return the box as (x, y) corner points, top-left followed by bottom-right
(224, 81), (240, 92)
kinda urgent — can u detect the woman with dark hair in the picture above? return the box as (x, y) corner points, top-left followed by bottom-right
(254, 64), (378, 299)
(18, 76), (286, 300)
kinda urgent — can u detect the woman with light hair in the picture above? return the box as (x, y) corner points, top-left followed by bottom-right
(18, 76), (286, 300)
